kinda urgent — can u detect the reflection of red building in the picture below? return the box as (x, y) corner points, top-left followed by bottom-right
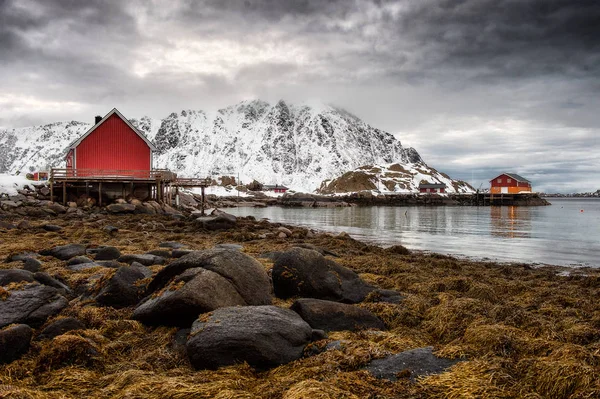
(66, 108), (156, 177)
(490, 173), (532, 194)
(419, 183), (446, 193)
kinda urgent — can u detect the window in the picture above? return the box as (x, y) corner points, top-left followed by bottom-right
(497, 178), (502, 183)
(507, 178), (512, 183)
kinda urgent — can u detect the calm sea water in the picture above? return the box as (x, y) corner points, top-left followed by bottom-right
(227, 198), (600, 268)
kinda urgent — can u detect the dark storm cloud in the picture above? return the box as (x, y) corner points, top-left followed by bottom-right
(0, 0), (599, 192)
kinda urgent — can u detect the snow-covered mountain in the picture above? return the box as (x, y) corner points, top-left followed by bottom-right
(0, 100), (469, 192)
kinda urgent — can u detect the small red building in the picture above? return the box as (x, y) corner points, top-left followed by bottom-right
(264, 184), (289, 193)
(490, 173), (532, 194)
(66, 108), (156, 177)
(419, 183), (446, 193)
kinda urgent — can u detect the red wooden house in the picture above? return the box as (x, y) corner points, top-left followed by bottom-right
(65, 108), (156, 177)
(489, 173), (532, 194)
(264, 184), (289, 193)
(419, 183), (446, 193)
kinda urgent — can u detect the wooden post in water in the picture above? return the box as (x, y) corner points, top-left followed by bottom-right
(201, 186), (206, 216)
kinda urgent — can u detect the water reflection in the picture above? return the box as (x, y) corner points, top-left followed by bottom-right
(490, 206), (532, 238)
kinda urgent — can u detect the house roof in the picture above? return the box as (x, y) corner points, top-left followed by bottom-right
(419, 183), (446, 188)
(68, 108), (157, 151)
(490, 173), (531, 183)
(264, 184), (289, 190)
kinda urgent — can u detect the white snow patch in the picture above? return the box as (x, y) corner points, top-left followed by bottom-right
(0, 174), (34, 196)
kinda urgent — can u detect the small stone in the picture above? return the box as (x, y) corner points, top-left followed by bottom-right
(104, 225), (119, 234)
(277, 226), (292, 236)
(95, 246), (121, 261)
(38, 317), (85, 340)
(66, 256), (94, 266)
(0, 324), (33, 364)
(278, 232), (288, 239)
(22, 258), (42, 272)
(159, 241), (187, 249)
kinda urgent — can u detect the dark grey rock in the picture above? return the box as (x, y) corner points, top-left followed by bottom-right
(0, 324), (32, 364)
(133, 267), (246, 327)
(95, 264), (152, 308)
(33, 272), (72, 295)
(22, 257), (42, 272)
(369, 289), (404, 304)
(146, 249), (271, 306)
(94, 246), (121, 260)
(272, 247), (374, 303)
(258, 251), (283, 261)
(365, 347), (461, 382)
(46, 202), (67, 214)
(0, 269), (34, 286)
(38, 317), (85, 340)
(66, 256), (94, 266)
(0, 221), (16, 229)
(40, 244), (87, 260)
(118, 254), (165, 266)
(172, 249), (195, 258)
(146, 249), (171, 258)
(186, 306), (314, 369)
(95, 260), (121, 268)
(214, 243), (243, 251)
(291, 298), (386, 332)
(5, 252), (38, 263)
(159, 241), (187, 249)
(195, 212), (237, 230)
(42, 224), (63, 232)
(104, 225), (119, 234)
(0, 284), (69, 328)
(106, 203), (136, 213)
(66, 263), (103, 271)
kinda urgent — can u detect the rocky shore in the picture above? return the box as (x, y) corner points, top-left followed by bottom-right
(0, 198), (598, 398)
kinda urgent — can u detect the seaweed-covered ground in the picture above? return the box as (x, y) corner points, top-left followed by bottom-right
(1, 213), (599, 398)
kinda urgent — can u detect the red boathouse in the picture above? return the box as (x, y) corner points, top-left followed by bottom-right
(65, 108), (156, 176)
(489, 173), (532, 194)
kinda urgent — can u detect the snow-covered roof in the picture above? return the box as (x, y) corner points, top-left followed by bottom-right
(491, 173), (531, 183)
(67, 108), (157, 152)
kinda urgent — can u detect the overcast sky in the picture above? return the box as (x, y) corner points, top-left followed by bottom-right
(1, 0), (599, 192)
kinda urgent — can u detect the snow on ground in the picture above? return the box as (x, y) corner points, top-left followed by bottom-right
(190, 186), (250, 197)
(0, 174), (36, 196)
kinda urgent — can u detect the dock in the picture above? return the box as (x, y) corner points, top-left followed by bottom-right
(49, 168), (212, 206)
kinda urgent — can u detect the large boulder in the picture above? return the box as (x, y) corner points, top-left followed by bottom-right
(94, 246), (121, 260)
(195, 212), (237, 231)
(95, 264), (152, 308)
(106, 203), (136, 213)
(0, 284), (68, 328)
(0, 269), (34, 285)
(133, 268), (246, 327)
(0, 324), (33, 364)
(146, 249), (271, 306)
(39, 244), (87, 260)
(118, 254), (165, 266)
(291, 298), (385, 332)
(272, 247), (374, 303)
(33, 272), (72, 296)
(186, 306), (314, 370)
(38, 317), (85, 340)
(364, 347), (461, 382)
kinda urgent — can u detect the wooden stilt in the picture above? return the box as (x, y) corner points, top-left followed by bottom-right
(201, 186), (206, 216)
(99, 182), (102, 207)
(50, 178), (54, 202)
(62, 181), (66, 205)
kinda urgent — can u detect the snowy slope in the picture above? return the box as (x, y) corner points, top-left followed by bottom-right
(0, 100), (464, 192)
(318, 163), (474, 194)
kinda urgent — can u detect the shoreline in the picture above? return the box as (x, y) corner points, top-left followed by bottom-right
(1, 211), (599, 398)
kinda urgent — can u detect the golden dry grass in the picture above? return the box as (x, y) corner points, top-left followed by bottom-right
(0, 213), (599, 398)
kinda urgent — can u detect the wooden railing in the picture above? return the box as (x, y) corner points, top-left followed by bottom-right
(51, 168), (177, 181)
(174, 177), (213, 187)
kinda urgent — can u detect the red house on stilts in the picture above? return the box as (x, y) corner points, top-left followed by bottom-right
(65, 108), (157, 177)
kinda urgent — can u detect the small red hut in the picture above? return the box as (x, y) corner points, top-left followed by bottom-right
(419, 183), (446, 193)
(489, 173), (532, 194)
(65, 108), (156, 177)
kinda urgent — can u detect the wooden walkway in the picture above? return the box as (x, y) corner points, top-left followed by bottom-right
(50, 168), (212, 206)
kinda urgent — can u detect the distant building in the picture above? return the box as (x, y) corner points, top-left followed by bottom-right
(263, 184), (289, 193)
(419, 183), (446, 193)
(489, 173), (532, 194)
(65, 108), (157, 176)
